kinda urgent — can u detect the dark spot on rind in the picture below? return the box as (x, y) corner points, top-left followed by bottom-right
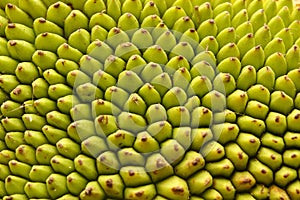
(238, 152), (243, 159)
(217, 148), (222, 154)
(283, 173), (289, 178)
(47, 177), (54, 184)
(9, 41), (17, 46)
(85, 187), (93, 195)
(226, 186), (232, 191)
(68, 177), (73, 182)
(242, 178), (252, 184)
(7, 3), (14, 8)
(128, 170), (135, 176)
(39, 18), (46, 23)
(156, 158), (166, 168)
(141, 136), (147, 142)
(106, 179), (113, 188)
(135, 191), (144, 197)
(53, 2), (60, 8)
(7, 23), (16, 28)
(223, 164), (230, 169)
(172, 186), (184, 193)
(192, 157), (201, 166)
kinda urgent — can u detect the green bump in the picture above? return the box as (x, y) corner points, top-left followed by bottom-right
(275, 166), (297, 188)
(118, 147), (145, 166)
(75, 154), (98, 180)
(5, 175), (27, 195)
(287, 180), (300, 199)
(241, 45), (265, 71)
(261, 132), (285, 152)
(67, 172), (88, 196)
(98, 174), (124, 199)
(283, 149), (300, 169)
(29, 165), (53, 182)
(46, 173), (68, 199)
(124, 184), (157, 200)
(213, 123), (239, 144)
(227, 89), (248, 114)
(201, 141), (225, 162)
(120, 166), (151, 187)
(270, 91), (294, 115)
(79, 181), (105, 200)
(236, 65), (256, 91)
(188, 170), (212, 195)
(266, 112), (287, 135)
(248, 158), (273, 185)
(24, 182), (49, 199)
(145, 153), (173, 183)
(81, 136), (108, 157)
(156, 176), (190, 200)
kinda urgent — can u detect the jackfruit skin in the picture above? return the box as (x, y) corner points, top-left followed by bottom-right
(1, 0), (300, 199)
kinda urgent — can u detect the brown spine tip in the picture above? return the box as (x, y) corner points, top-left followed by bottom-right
(71, 11), (77, 17)
(106, 179), (113, 188)
(9, 41), (17, 46)
(238, 152), (243, 159)
(128, 170), (135, 176)
(7, 23), (16, 28)
(141, 136), (147, 142)
(226, 186), (232, 191)
(53, 2), (60, 8)
(42, 32), (48, 37)
(255, 45), (261, 50)
(13, 88), (22, 95)
(247, 33), (253, 38)
(39, 18), (47, 23)
(217, 148), (222, 154)
(135, 191), (144, 197)
(183, 16), (190, 22)
(172, 186), (184, 193)
(283, 173), (289, 178)
(77, 159), (83, 165)
(85, 187), (93, 195)
(149, 1), (155, 6)
(98, 115), (108, 124)
(181, 42), (188, 46)
(47, 177), (54, 184)
(192, 157), (200, 166)
(174, 144), (179, 151)
(272, 139), (278, 143)
(202, 108), (209, 114)
(208, 19), (215, 24)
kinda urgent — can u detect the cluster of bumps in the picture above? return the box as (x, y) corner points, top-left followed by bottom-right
(1, 0), (300, 199)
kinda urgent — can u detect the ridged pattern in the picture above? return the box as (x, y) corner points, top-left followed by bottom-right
(0, 0), (300, 199)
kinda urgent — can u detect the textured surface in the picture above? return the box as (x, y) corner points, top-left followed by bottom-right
(1, 0), (300, 199)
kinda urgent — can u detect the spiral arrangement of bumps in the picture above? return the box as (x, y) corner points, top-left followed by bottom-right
(1, 0), (300, 199)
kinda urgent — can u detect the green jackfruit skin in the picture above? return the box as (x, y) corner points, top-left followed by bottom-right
(1, 0), (300, 199)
